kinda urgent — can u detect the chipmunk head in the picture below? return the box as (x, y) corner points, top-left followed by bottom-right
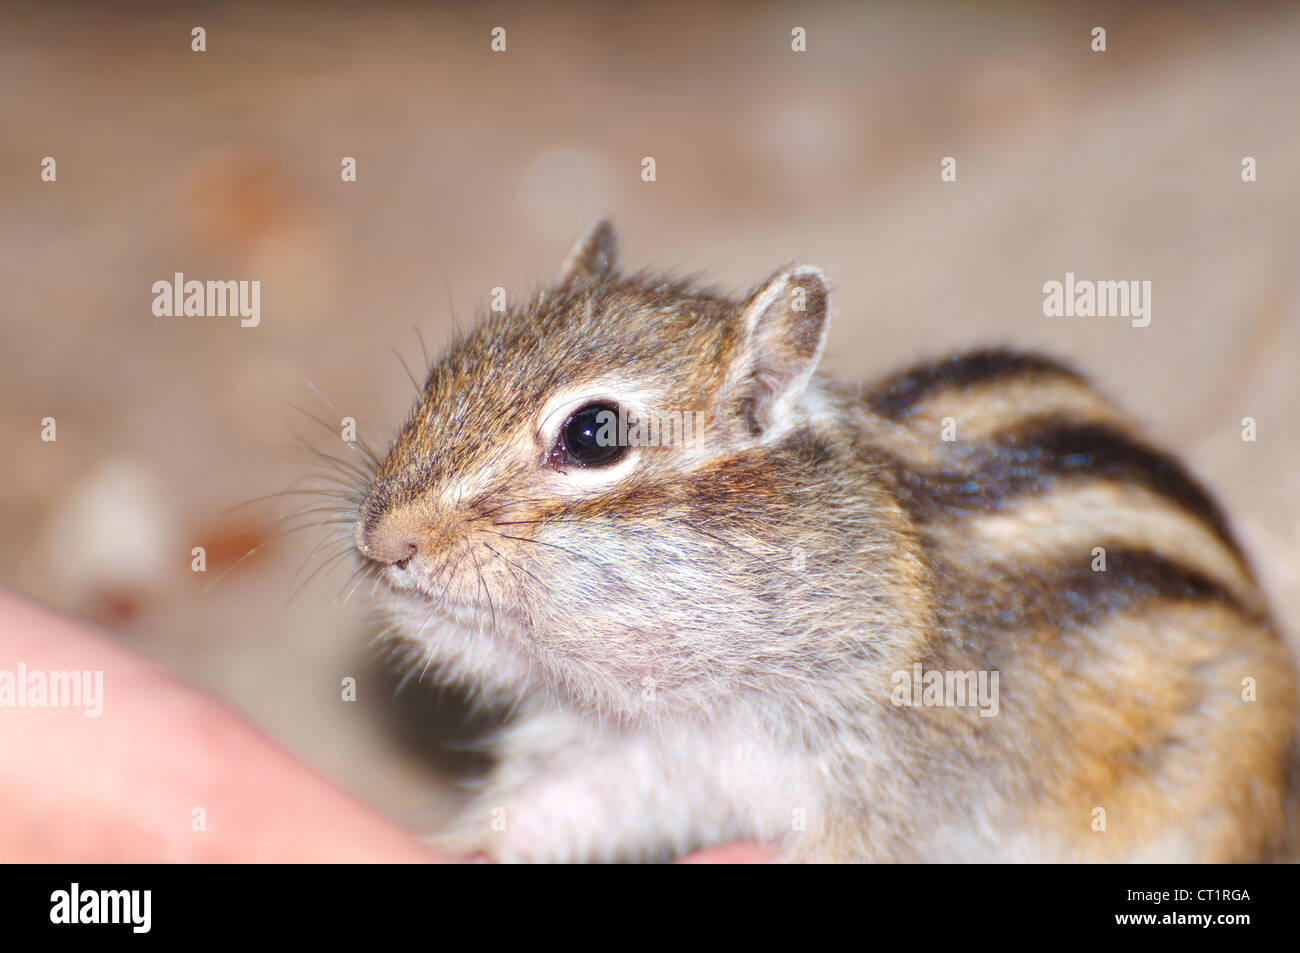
(354, 220), (847, 716)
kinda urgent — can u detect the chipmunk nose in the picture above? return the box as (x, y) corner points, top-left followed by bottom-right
(355, 510), (421, 567)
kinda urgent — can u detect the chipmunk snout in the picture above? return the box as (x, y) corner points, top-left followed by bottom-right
(354, 509), (421, 567)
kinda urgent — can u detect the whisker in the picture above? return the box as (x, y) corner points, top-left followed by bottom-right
(482, 540), (547, 590)
(486, 529), (630, 588)
(288, 545), (356, 605)
(221, 480), (357, 515)
(391, 346), (422, 397)
(298, 372), (384, 469)
(471, 548), (497, 632)
(292, 532), (355, 590)
(339, 559), (381, 606)
(290, 437), (373, 483)
(286, 407), (381, 472)
(437, 257), (461, 338)
(414, 325), (432, 376)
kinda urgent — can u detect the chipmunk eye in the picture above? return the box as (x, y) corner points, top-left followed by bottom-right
(558, 402), (626, 468)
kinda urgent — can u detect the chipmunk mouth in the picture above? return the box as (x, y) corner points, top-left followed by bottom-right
(378, 564), (531, 634)
(377, 559), (419, 590)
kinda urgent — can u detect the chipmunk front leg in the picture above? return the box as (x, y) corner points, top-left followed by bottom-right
(435, 708), (681, 862)
(439, 707), (793, 863)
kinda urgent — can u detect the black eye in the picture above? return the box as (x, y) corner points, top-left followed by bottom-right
(557, 402), (627, 468)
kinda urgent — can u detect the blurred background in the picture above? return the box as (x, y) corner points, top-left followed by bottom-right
(2, 1), (1298, 835)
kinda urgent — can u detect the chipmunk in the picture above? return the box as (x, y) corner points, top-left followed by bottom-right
(350, 220), (1299, 862)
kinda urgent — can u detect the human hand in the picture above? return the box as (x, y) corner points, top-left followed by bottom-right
(0, 589), (772, 863)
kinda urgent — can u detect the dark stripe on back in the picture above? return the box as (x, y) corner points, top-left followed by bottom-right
(866, 349), (1086, 422)
(944, 546), (1261, 638)
(888, 414), (1245, 559)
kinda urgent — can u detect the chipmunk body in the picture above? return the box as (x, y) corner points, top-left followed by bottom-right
(353, 222), (1298, 862)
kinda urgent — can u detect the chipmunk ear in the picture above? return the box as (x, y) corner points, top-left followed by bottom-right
(726, 264), (831, 435)
(559, 219), (618, 284)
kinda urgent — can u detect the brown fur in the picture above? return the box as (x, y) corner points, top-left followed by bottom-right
(348, 221), (1298, 862)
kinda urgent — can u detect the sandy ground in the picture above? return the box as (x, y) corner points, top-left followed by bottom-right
(2, 1), (1297, 834)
